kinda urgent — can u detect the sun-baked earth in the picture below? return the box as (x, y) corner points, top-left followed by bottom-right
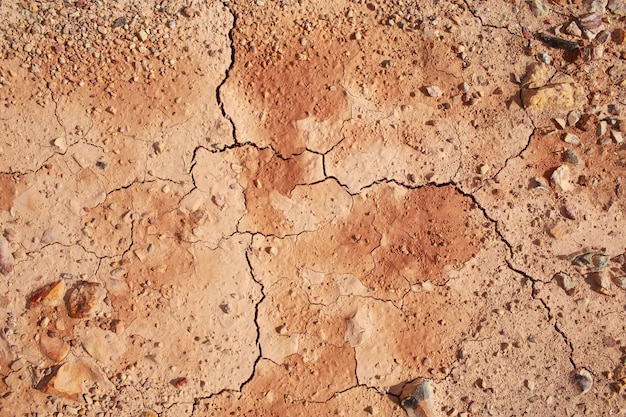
(1, 0), (626, 416)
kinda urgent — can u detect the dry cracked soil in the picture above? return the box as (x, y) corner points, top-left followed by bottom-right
(1, 0), (626, 416)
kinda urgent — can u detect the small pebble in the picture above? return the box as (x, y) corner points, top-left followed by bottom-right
(563, 21), (582, 37)
(554, 118), (567, 129)
(174, 377), (188, 388)
(562, 149), (578, 164)
(563, 133), (579, 145)
(425, 86), (442, 98)
(574, 369), (593, 394)
(556, 273), (576, 293)
(212, 195), (225, 208)
(613, 276), (626, 289)
(611, 130), (623, 143)
(110, 268), (127, 277)
(112, 17), (126, 28)
(551, 165), (572, 192)
(567, 110), (580, 127)
(531, 176), (550, 192)
(561, 203), (577, 220)
(153, 142), (165, 154)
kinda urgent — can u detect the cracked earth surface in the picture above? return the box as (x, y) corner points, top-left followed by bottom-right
(1, 0), (626, 416)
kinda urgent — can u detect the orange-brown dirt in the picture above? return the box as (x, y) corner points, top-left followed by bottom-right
(1, 0), (626, 416)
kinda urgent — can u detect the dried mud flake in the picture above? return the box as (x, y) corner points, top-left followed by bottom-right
(0, 236), (14, 275)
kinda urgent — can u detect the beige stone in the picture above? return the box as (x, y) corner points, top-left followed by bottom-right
(80, 328), (126, 364)
(41, 359), (95, 400)
(550, 165), (573, 192)
(39, 334), (70, 362)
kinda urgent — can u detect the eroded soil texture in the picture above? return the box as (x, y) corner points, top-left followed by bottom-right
(1, 0), (626, 416)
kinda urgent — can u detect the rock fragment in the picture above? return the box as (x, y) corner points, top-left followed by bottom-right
(561, 203), (577, 219)
(611, 130), (623, 143)
(563, 21), (583, 37)
(550, 165), (573, 192)
(401, 379), (439, 417)
(522, 83), (586, 111)
(530, 176), (550, 192)
(53, 137), (68, 153)
(590, 270), (612, 294)
(40, 334), (70, 362)
(41, 359), (95, 400)
(425, 86), (442, 98)
(530, 0), (548, 16)
(554, 118), (567, 129)
(609, 0), (626, 16)
(568, 111), (581, 126)
(520, 64), (585, 111)
(548, 223), (567, 239)
(562, 149), (578, 164)
(597, 120), (608, 136)
(66, 281), (102, 318)
(81, 328), (126, 363)
(579, 13), (603, 30)
(563, 133), (580, 145)
(112, 17), (126, 28)
(556, 273), (576, 293)
(613, 275), (626, 289)
(29, 281), (65, 307)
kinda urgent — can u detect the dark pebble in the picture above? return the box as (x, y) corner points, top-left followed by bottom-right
(112, 17), (126, 28)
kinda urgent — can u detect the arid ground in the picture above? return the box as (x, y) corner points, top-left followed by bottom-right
(1, 0), (626, 416)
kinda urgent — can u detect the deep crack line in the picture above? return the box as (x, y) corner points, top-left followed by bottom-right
(216, 2), (238, 147)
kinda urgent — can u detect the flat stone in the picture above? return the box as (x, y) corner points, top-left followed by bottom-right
(41, 359), (96, 400)
(39, 334), (70, 362)
(80, 328), (126, 364)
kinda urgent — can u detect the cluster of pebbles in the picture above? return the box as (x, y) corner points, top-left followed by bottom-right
(0, 0), (198, 97)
